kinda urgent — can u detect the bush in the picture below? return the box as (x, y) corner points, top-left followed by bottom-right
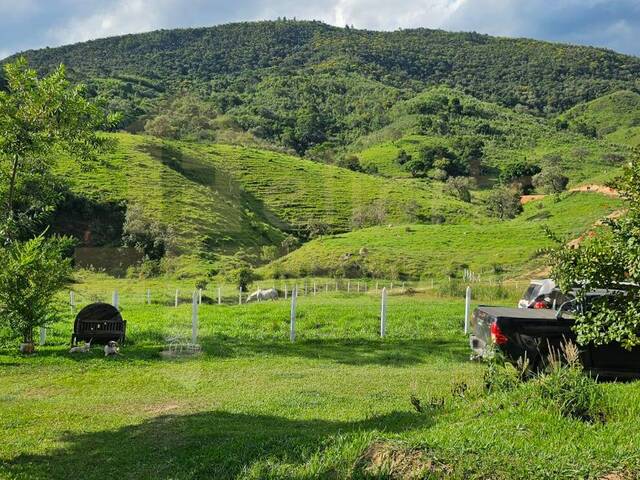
(485, 186), (522, 219)
(536, 343), (606, 422)
(532, 156), (569, 194)
(336, 155), (363, 172)
(0, 235), (73, 345)
(351, 200), (387, 230)
(444, 176), (476, 202)
(122, 203), (176, 260)
(226, 265), (254, 291)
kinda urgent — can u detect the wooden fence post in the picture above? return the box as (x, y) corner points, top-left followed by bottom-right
(285, 283), (288, 299)
(239, 286), (242, 305)
(218, 286), (221, 305)
(146, 288), (151, 305)
(175, 289), (179, 308)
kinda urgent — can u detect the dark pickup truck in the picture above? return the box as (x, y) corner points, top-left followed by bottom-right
(470, 305), (640, 379)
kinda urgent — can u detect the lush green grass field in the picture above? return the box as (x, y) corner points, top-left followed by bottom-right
(264, 191), (622, 280)
(1, 290), (639, 479)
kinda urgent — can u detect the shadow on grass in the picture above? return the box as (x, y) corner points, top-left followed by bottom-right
(202, 335), (469, 366)
(3, 410), (433, 479)
(11, 335), (468, 367)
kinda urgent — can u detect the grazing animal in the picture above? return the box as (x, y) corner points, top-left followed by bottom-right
(104, 341), (119, 357)
(246, 288), (278, 302)
(69, 339), (92, 354)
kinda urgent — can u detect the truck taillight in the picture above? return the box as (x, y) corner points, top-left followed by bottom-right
(533, 300), (549, 309)
(490, 322), (508, 345)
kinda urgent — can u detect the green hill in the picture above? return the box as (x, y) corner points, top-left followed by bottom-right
(262, 192), (622, 280)
(7, 20), (640, 154)
(561, 90), (640, 147)
(53, 133), (483, 259)
(352, 86), (629, 185)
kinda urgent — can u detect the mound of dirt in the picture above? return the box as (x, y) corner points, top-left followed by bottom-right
(355, 441), (452, 479)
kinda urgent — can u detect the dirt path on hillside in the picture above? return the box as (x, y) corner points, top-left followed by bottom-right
(520, 184), (619, 204)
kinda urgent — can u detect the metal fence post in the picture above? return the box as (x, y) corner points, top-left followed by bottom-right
(112, 290), (119, 310)
(290, 287), (297, 342)
(192, 290), (199, 345)
(380, 287), (387, 338)
(464, 286), (472, 335)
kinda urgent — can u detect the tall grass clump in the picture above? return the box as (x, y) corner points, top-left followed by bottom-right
(536, 342), (607, 422)
(483, 342), (607, 423)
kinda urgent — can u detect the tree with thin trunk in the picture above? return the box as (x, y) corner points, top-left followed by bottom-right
(0, 57), (119, 242)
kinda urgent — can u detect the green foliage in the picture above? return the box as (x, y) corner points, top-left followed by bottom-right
(443, 176), (475, 202)
(336, 155), (363, 172)
(226, 265), (254, 291)
(549, 159), (640, 349)
(122, 203), (176, 261)
(0, 235), (73, 343)
(499, 161), (541, 192)
(0, 58), (118, 241)
(536, 343), (606, 422)
(11, 20), (640, 153)
(485, 186), (523, 220)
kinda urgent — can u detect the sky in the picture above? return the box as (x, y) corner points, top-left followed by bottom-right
(1, 0), (639, 60)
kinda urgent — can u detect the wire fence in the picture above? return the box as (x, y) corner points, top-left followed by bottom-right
(60, 275), (528, 312)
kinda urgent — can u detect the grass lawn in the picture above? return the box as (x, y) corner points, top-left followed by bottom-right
(1, 291), (639, 479)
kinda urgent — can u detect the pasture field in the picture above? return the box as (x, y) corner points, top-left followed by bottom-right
(265, 191), (623, 279)
(1, 288), (640, 479)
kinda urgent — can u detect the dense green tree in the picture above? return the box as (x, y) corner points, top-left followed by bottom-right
(0, 58), (118, 241)
(549, 158), (640, 349)
(485, 186), (523, 220)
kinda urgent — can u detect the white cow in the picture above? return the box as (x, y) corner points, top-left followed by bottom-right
(246, 288), (279, 302)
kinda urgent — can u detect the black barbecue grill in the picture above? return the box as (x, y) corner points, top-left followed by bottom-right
(71, 302), (126, 346)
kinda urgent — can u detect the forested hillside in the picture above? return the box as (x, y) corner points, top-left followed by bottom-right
(3, 20), (638, 279)
(6, 20), (640, 155)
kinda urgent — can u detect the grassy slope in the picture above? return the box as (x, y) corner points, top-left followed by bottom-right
(353, 87), (627, 186)
(562, 90), (640, 147)
(55, 133), (287, 255)
(56, 133), (483, 256)
(183, 142), (484, 231)
(1, 292), (639, 479)
(264, 191), (622, 279)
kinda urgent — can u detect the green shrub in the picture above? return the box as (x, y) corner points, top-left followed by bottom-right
(536, 343), (606, 422)
(0, 235), (73, 345)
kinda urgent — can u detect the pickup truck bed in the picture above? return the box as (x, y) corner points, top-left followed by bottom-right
(470, 306), (640, 379)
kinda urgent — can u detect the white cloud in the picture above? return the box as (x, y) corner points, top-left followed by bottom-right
(47, 0), (169, 45)
(319, 0), (466, 30)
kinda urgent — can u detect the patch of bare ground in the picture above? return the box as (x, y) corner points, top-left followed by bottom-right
(355, 441), (452, 479)
(567, 209), (625, 248)
(599, 472), (630, 480)
(520, 184), (619, 205)
(144, 402), (181, 415)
